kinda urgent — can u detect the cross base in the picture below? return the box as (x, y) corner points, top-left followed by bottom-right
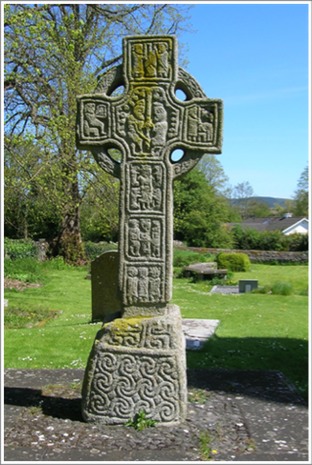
(81, 305), (187, 425)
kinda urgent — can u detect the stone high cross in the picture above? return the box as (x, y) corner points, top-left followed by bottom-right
(77, 35), (222, 317)
(77, 36), (223, 425)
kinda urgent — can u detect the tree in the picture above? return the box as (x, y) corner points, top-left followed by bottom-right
(174, 168), (233, 247)
(4, 136), (62, 240)
(293, 166), (309, 217)
(80, 168), (120, 243)
(232, 181), (254, 219)
(4, 3), (190, 262)
(197, 154), (231, 196)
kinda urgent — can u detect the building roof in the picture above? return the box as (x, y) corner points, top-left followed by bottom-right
(227, 216), (309, 233)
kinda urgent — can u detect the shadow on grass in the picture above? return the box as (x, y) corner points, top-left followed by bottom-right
(187, 335), (308, 403)
(4, 334), (308, 424)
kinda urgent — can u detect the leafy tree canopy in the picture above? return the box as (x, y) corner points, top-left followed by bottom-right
(4, 3), (191, 262)
(293, 166), (309, 217)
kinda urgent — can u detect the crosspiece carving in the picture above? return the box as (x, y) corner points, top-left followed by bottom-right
(77, 35), (223, 313)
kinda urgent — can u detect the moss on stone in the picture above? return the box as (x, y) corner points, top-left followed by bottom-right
(103, 315), (151, 336)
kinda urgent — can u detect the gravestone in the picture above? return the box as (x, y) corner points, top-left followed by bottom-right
(91, 251), (122, 322)
(76, 35), (223, 425)
(239, 279), (258, 293)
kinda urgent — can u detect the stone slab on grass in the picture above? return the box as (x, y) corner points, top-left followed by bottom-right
(182, 319), (220, 349)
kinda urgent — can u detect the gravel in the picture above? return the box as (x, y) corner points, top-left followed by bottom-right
(4, 368), (309, 462)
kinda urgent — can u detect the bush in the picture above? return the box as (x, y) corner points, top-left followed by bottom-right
(173, 249), (214, 267)
(4, 257), (43, 283)
(232, 226), (287, 251)
(286, 233), (309, 251)
(4, 238), (38, 260)
(216, 252), (250, 272)
(271, 281), (293, 296)
(84, 241), (118, 261)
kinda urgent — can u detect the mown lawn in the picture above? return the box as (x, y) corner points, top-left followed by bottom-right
(3, 259), (309, 399)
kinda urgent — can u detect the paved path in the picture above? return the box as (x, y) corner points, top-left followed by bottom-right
(3, 368), (309, 463)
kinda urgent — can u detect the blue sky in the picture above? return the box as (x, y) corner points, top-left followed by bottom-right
(178, 1), (310, 199)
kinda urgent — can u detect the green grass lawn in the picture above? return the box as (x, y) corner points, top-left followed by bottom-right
(3, 259), (309, 400)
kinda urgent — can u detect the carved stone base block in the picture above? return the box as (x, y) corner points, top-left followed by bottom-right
(81, 305), (187, 425)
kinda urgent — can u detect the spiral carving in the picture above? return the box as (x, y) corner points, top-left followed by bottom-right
(87, 351), (181, 422)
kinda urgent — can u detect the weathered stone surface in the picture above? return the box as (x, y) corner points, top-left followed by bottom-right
(82, 305), (187, 425)
(76, 35), (223, 425)
(91, 251), (122, 322)
(77, 35), (223, 317)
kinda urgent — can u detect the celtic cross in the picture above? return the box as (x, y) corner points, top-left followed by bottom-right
(77, 35), (223, 317)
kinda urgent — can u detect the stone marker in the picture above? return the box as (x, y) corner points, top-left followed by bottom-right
(239, 279), (258, 293)
(91, 251), (122, 322)
(183, 262), (227, 280)
(76, 35), (223, 425)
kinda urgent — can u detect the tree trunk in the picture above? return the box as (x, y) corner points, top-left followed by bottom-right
(52, 176), (85, 264)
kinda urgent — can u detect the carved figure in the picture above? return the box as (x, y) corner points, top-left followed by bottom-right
(156, 42), (169, 77)
(128, 219), (141, 257)
(151, 220), (161, 258)
(138, 165), (153, 210)
(84, 103), (106, 137)
(140, 219), (151, 257)
(127, 267), (139, 304)
(198, 109), (214, 142)
(152, 103), (168, 147)
(138, 267), (149, 300)
(149, 267), (161, 300)
(145, 46), (157, 77)
(132, 44), (144, 78)
(186, 106), (198, 142)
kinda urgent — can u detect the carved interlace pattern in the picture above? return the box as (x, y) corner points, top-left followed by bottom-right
(102, 319), (174, 349)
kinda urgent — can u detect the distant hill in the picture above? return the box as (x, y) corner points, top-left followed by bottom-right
(230, 196), (291, 208)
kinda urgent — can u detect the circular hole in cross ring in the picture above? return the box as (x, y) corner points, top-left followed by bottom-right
(174, 88), (188, 101)
(170, 148), (185, 163)
(108, 84), (125, 97)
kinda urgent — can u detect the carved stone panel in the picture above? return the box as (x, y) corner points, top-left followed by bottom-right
(123, 264), (165, 306)
(78, 99), (110, 144)
(127, 162), (165, 213)
(81, 305), (187, 425)
(125, 36), (176, 83)
(126, 217), (163, 260)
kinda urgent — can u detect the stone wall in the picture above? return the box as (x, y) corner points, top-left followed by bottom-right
(186, 247), (309, 264)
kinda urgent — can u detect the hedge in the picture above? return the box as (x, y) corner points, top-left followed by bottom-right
(216, 252), (251, 272)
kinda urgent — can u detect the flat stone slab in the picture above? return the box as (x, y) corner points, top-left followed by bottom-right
(184, 262), (217, 272)
(183, 263), (227, 280)
(211, 285), (240, 295)
(182, 318), (219, 349)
